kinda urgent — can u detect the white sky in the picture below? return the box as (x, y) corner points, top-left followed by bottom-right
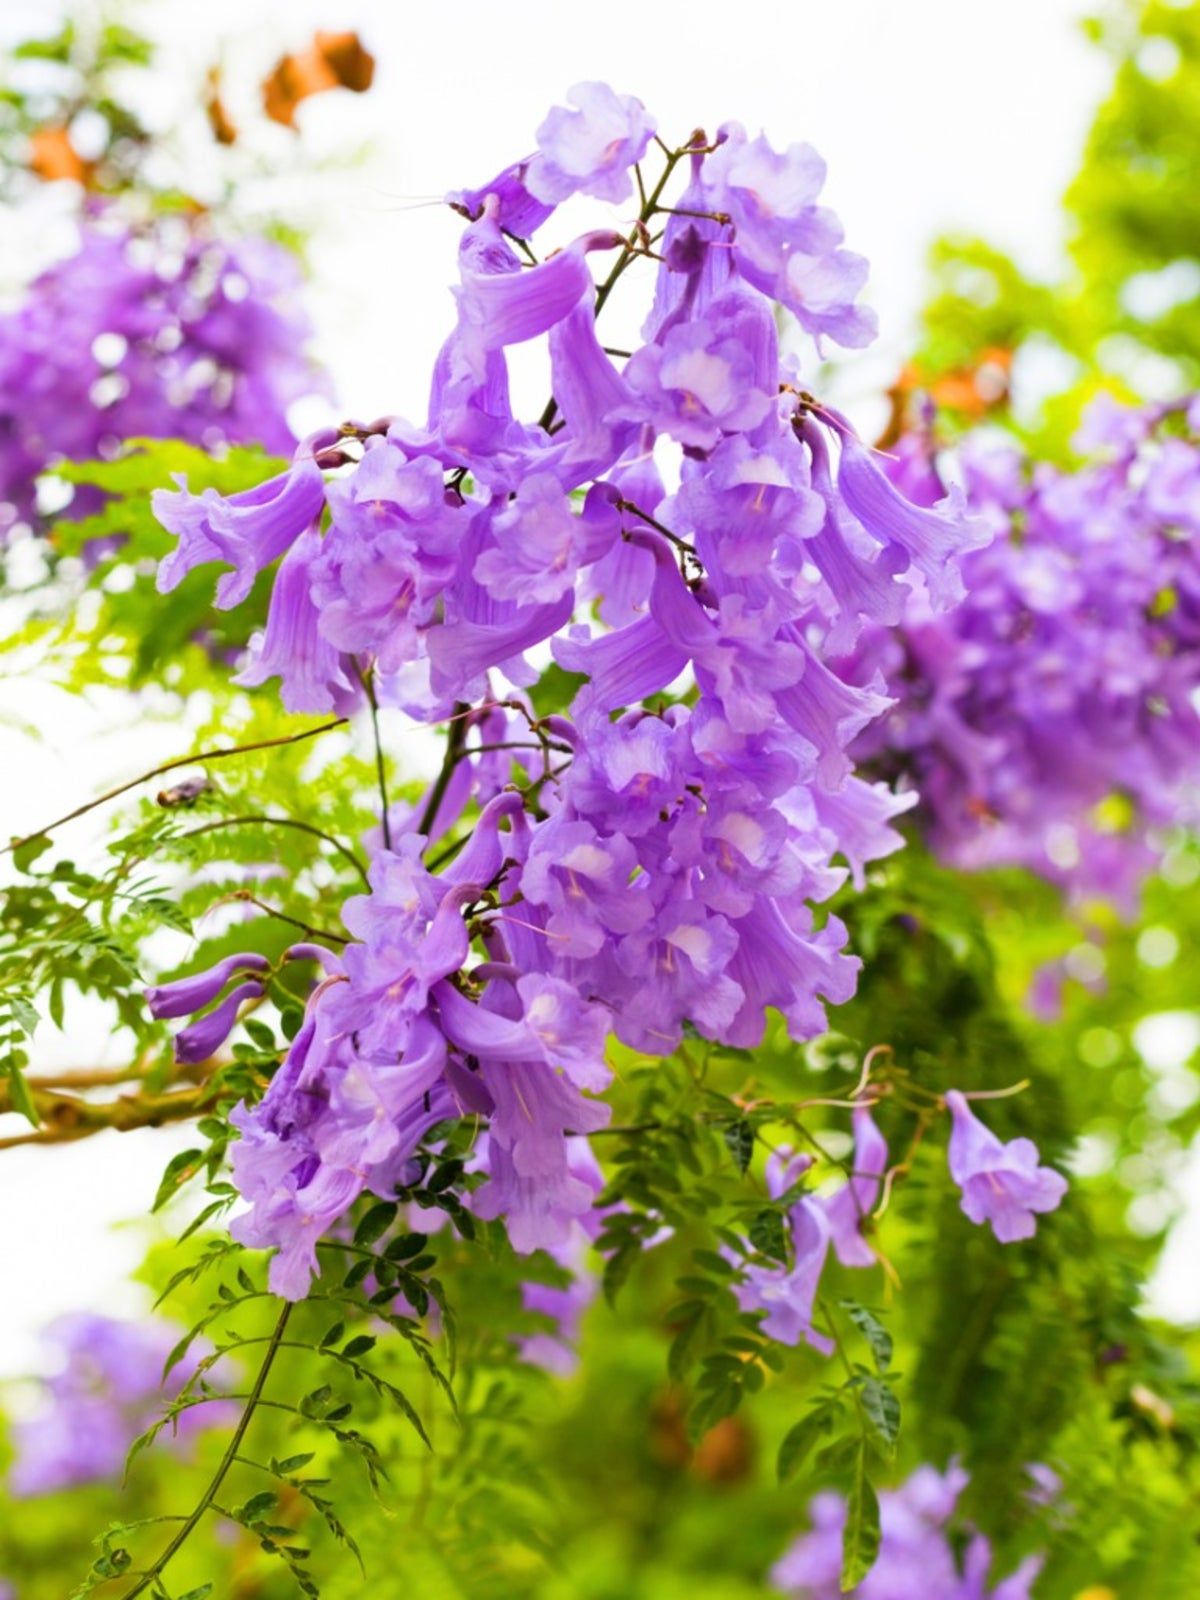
(9, 0), (1194, 1380)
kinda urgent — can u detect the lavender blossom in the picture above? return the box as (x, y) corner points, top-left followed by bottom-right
(771, 1461), (1043, 1599)
(148, 86), (986, 1288)
(8, 1314), (232, 1497)
(0, 219), (326, 537)
(945, 1092), (1068, 1243)
(527, 82), (656, 205)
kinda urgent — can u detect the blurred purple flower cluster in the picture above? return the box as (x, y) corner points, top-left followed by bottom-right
(849, 398), (1200, 907)
(772, 1461), (1044, 1598)
(0, 215), (326, 536)
(7, 1313), (231, 1497)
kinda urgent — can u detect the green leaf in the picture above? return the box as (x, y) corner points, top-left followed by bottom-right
(353, 1200), (397, 1246)
(528, 662), (588, 717)
(243, 1018), (277, 1051)
(777, 1407), (835, 1483)
(841, 1300), (893, 1373)
(668, 1308), (705, 1381)
(840, 1445), (881, 1591)
(342, 1334), (377, 1359)
(748, 1208), (788, 1263)
(8, 996), (40, 1037)
(152, 1148), (204, 1211)
(722, 1118), (755, 1174)
(138, 895), (193, 935)
(860, 1377), (901, 1453)
(384, 1232), (428, 1260)
(238, 1490), (277, 1524)
(12, 833), (51, 873)
(3, 1056), (39, 1126)
(427, 1159), (464, 1194)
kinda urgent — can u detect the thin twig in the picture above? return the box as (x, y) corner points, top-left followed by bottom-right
(118, 1303), (293, 1599)
(360, 665), (393, 851)
(418, 704), (470, 840)
(4, 720), (348, 857)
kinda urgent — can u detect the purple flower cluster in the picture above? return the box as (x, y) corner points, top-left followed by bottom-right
(732, 1108), (886, 1351)
(771, 1461), (1043, 1598)
(729, 1094), (1064, 1347)
(150, 87), (985, 1297)
(7, 1313), (231, 1497)
(848, 398), (1200, 906)
(0, 216), (326, 536)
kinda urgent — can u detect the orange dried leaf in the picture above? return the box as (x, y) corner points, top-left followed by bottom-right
(261, 30), (375, 129)
(205, 67), (238, 146)
(28, 126), (95, 185)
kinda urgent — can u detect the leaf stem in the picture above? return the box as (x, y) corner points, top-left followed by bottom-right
(117, 1301), (293, 1599)
(177, 813), (369, 886)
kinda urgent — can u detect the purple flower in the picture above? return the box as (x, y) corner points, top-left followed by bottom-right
(848, 401), (1200, 905)
(448, 160), (555, 239)
(516, 1139), (605, 1374)
(308, 442), (463, 671)
(945, 1091), (1068, 1243)
(526, 82), (656, 205)
(154, 455), (325, 609)
(174, 979), (265, 1065)
(166, 91), (995, 1284)
(237, 527), (363, 713)
(828, 418), (988, 608)
(521, 815), (652, 957)
(771, 1461), (1043, 1599)
(8, 1313), (232, 1497)
(144, 951), (270, 1019)
(821, 1104), (888, 1268)
(452, 213), (618, 381)
(0, 219), (326, 537)
(473, 472), (613, 604)
(732, 1190), (833, 1354)
(702, 124), (877, 349)
(618, 290), (777, 450)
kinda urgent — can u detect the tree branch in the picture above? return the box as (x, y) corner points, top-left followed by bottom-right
(4, 719), (348, 858)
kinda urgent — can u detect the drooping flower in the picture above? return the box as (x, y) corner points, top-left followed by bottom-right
(821, 1104), (888, 1267)
(154, 454), (325, 608)
(174, 979), (266, 1065)
(526, 82), (656, 205)
(144, 951), (270, 1019)
(731, 1149), (834, 1353)
(944, 1091), (1068, 1243)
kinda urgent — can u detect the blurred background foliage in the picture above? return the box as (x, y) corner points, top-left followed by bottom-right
(907, 0), (1200, 456)
(1, 2), (1199, 1598)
